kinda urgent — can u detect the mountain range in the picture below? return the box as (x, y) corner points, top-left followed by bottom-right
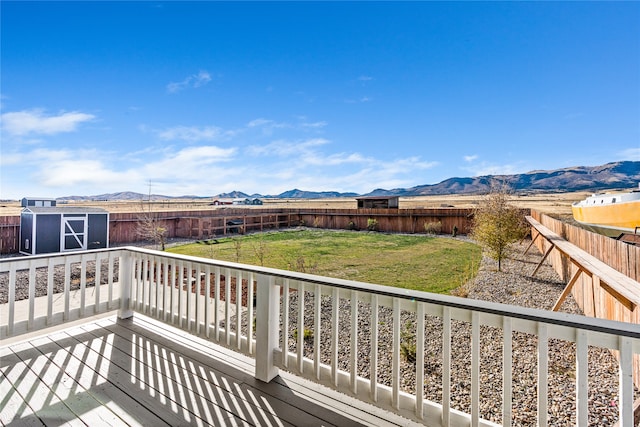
(59, 161), (639, 201)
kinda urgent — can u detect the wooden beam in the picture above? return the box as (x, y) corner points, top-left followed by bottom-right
(532, 243), (554, 278)
(552, 266), (585, 311)
(599, 280), (636, 312)
(523, 229), (541, 255)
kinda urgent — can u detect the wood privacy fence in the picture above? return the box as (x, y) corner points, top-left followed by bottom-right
(0, 215), (20, 254)
(530, 210), (639, 283)
(0, 208), (475, 254)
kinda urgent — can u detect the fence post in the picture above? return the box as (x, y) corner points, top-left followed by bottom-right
(255, 274), (280, 382)
(118, 250), (134, 319)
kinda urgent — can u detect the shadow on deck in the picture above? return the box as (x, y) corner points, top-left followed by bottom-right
(1, 314), (412, 426)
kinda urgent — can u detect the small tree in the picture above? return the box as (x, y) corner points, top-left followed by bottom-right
(136, 198), (167, 250)
(470, 183), (528, 271)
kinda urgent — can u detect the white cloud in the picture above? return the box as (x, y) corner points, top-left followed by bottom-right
(302, 152), (367, 166)
(301, 121), (327, 129)
(464, 154), (478, 162)
(247, 118), (273, 128)
(39, 159), (135, 186)
(141, 146), (237, 181)
(166, 70), (211, 93)
(246, 118), (289, 135)
(619, 147), (640, 161)
(1, 109), (95, 136)
(246, 138), (330, 157)
(157, 125), (234, 142)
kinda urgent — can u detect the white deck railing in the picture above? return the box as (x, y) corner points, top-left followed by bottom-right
(2, 247), (639, 426)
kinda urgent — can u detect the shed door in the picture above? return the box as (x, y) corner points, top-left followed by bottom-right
(62, 214), (87, 251)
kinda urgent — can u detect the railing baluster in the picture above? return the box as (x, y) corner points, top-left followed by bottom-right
(151, 256), (158, 317)
(214, 266), (221, 342)
(185, 261), (192, 330)
(236, 270), (242, 350)
(503, 316), (513, 426)
(314, 283), (321, 380)
(79, 254), (87, 316)
(538, 323), (548, 426)
(331, 287), (339, 387)
(28, 261), (36, 328)
(370, 293), (378, 402)
(195, 263), (202, 335)
(471, 311), (480, 426)
(178, 260), (185, 328)
(107, 255), (114, 309)
(416, 302), (425, 419)
(8, 265), (16, 335)
(297, 282), (305, 374)
(575, 329), (588, 427)
(618, 336), (633, 427)
(141, 256), (148, 313)
(47, 258), (54, 323)
(392, 298), (400, 410)
(442, 306), (451, 425)
(169, 258), (176, 324)
(225, 267), (231, 346)
(134, 254), (142, 311)
(247, 271), (255, 355)
(64, 259), (71, 320)
(94, 253), (102, 313)
(161, 260), (169, 320)
(205, 264), (211, 338)
(282, 279), (290, 367)
(350, 290), (358, 395)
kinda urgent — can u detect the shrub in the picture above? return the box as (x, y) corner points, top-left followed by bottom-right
(400, 322), (417, 364)
(293, 328), (314, 341)
(287, 256), (318, 274)
(367, 218), (379, 231)
(424, 221), (442, 235)
(470, 182), (528, 271)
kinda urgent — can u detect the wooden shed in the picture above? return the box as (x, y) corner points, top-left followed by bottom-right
(21, 197), (57, 208)
(356, 196), (400, 209)
(20, 206), (109, 255)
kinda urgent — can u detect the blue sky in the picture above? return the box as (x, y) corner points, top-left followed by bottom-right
(1, 1), (639, 199)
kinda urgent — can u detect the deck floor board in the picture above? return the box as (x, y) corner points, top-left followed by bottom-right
(1, 314), (417, 426)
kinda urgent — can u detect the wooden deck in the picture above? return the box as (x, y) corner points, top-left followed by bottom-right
(1, 314), (418, 427)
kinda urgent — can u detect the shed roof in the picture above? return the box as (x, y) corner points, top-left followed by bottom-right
(355, 196), (399, 200)
(22, 206), (108, 214)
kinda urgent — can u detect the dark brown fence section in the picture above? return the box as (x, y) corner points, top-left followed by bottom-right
(0, 215), (20, 254)
(1, 208), (475, 253)
(296, 208), (474, 234)
(108, 209), (297, 244)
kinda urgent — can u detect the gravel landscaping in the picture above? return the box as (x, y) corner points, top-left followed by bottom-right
(278, 239), (638, 426)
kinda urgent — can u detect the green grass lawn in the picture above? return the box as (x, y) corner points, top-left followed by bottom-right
(167, 229), (481, 294)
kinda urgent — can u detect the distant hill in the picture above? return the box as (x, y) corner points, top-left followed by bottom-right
(59, 191), (170, 201)
(364, 161), (640, 196)
(275, 189), (359, 199)
(215, 191), (252, 199)
(57, 161), (639, 201)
